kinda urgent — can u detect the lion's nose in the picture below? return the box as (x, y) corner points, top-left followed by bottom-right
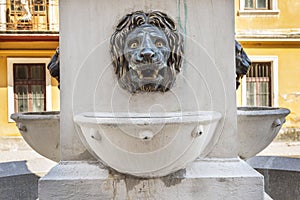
(140, 48), (155, 60)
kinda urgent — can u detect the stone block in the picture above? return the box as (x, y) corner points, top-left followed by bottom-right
(39, 159), (264, 200)
(0, 161), (40, 200)
(248, 156), (300, 200)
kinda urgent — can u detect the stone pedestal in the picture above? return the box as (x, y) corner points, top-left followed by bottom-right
(39, 159), (264, 200)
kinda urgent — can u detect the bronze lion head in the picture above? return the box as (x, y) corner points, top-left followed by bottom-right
(110, 11), (184, 93)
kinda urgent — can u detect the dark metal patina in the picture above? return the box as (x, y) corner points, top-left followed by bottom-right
(47, 47), (60, 89)
(235, 40), (251, 89)
(110, 11), (184, 93)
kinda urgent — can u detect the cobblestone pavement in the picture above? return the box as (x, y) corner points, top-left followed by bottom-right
(0, 136), (56, 176)
(258, 141), (300, 158)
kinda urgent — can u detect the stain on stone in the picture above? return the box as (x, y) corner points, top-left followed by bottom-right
(108, 168), (126, 184)
(160, 169), (186, 187)
(125, 177), (145, 192)
(112, 180), (118, 200)
(216, 178), (227, 182)
(107, 168), (187, 193)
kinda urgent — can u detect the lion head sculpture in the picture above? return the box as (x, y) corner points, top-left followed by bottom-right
(110, 11), (184, 93)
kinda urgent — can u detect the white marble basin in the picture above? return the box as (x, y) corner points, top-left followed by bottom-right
(10, 111), (60, 162)
(10, 106), (289, 165)
(74, 111), (222, 177)
(237, 107), (290, 159)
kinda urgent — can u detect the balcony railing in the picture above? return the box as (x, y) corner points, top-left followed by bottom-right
(0, 0), (59, 33)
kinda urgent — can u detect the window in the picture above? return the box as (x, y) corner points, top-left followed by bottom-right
(245, 62), (272, 106)
(239, 0), (279, 15)
(5, 0), (59, 31)
(13, 64), (46, 112)
(8, 0), (47, 15)
(7, 58), (52, 122)
(33, 0), (47, 13)
(241, 56), (278, 107)
(244, 0), (270, 10)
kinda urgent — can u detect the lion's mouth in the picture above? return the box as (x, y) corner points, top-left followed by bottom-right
(130, 63), (165, 81)
(120, 65), (176, 93)
(136, 69), (159, 80)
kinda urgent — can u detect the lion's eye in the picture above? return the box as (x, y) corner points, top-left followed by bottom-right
(130, 42), (138, 49)
(155, 40), (165, 47)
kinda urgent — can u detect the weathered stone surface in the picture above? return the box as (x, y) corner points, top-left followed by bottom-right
(39, 159), (264, 200)
(237, 107), (290, 159)
(59, 0), (236, 161)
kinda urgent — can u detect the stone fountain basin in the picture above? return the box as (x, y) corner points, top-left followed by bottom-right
(10, 107), (289, 165)
(10, 111), (60, 162)
(237, 107), (290, 159)
(74, 111), (222, 177)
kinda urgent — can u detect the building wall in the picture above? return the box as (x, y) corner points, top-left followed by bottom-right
(235, 0), (300, 128)
(0, 40), (60, 136)
(236, 41), (300, 128)
(236, 0), (300, 30)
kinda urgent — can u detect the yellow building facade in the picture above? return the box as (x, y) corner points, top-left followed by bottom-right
(235, 0), (300, 130)
(0, 1), (299, 136)
(0, 0), (59, 136)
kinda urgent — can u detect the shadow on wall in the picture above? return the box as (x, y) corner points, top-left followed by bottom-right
(248, 156), (300, 200)
(0, 161), (40, 200)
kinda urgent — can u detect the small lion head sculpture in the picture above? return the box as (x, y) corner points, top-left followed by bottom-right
(110, 11), (184, 93)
